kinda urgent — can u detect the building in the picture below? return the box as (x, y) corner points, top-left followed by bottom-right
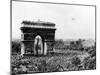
(20, 20), (56, 56)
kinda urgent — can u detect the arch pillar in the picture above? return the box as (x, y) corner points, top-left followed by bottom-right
(44, 41), (47, 55)
(21, 42), (25, 56)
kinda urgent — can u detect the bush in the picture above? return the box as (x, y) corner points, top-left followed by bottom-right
(71, 56), (81, 66)
(37, 60), (47, 72)
(83, 56), (96, 69)
(12, 41), (21, 55)
(88, 47), (96, 57)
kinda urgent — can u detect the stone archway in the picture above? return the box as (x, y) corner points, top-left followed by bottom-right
(20, 20), (56, 56)
(34, 35), (43, 55)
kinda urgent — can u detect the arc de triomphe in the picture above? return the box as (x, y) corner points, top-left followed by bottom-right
(20, 20), (56, 56)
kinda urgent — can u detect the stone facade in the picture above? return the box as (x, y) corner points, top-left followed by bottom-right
(20, 20), (56, 56)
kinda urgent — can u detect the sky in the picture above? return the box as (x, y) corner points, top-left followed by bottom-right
(12, 1), (95, 40)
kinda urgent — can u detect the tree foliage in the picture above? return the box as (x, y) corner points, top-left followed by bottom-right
(12, 41), (21, 55)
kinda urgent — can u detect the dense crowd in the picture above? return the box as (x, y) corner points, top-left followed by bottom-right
(11, 39), (96, 75)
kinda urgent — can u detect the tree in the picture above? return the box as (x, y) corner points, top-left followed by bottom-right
(12, 41), (21, 55)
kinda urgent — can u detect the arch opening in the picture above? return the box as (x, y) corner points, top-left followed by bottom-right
(34, 35), (44, 55)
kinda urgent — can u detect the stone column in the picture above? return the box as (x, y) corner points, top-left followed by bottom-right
(21, 42), (25, 56)
(34, 42), (36, 55)
(44, 42), (47, 55)
(40, 41), (43, 54)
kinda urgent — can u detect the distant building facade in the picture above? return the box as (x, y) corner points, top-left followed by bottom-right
(20, 20), (56, 56)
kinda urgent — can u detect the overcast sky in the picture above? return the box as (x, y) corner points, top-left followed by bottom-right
(12, 1), (95, 40)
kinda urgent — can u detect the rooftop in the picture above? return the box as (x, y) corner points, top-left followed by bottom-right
(21, 20), (55, 27)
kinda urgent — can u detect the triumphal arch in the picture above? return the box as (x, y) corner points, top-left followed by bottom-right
(20, 20), (56, 56)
